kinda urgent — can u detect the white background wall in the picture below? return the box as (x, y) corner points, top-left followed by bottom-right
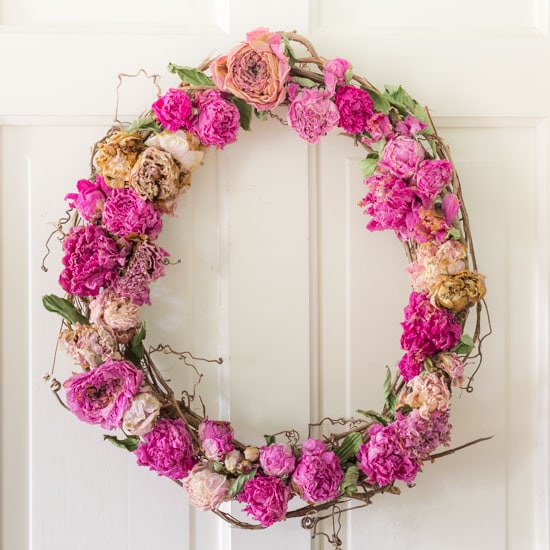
(1, 1), (549, 549)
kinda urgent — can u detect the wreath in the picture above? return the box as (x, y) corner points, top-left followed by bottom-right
(42, 28), (490, 548)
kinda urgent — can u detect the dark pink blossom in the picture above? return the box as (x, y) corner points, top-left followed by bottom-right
(59, 225), (128, 298)
(102, 187), (163, 239)
(379, 136), (425, 179)
(324, 57), (351, 93)
(398, 350), (424, 381)
(291, 438), (343, 503)
(152, 88), (193, 132)
(415, 159), (453, 203)
(364, 113), (394, 143)
(191, 89), (240, 149)
(395, 114), (428, 136)
(287, 88), (340, 144)
(334, 85), (373, 134)
(238, 476), (291, 527)
(65, 176), (110, 222)
(135, 418), (196, 480)
(260, 444), (296, 476)
(64, 359), (143, 430)
(442, 193), (461, 224)
(198, 418), (234, 461)
(405, 205), (451, 243)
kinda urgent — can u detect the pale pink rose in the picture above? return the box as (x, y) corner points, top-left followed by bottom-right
(398, 372), (451, 420)
(210, 27), (290, 111)
(182, 464), (230, 511)
(122, 391), (162, 436)
(379, 136), (425, 179)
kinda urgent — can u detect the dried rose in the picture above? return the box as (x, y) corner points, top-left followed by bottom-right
(210, 27), (290, 111)
(182, 464), (230, 510)
(129, 146), (190, 214)
(397, 372), (451, 420)
(151, 88), (193, 132)
(379, 136), (425, 179)
(65, 176), (110, 222)
(238, 476), (291, 527)
(145, 130), (205, 173)
(429, 269), (487, 312)
(94, 130), (144, 188)
(434, 352), (465, 387)
(122, 390), (161, 437)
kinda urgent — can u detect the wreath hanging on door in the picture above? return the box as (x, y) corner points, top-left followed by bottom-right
(42, 28), (490, 548)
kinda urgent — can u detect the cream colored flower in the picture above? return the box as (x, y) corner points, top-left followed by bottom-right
(429, 269), (487, 312)
(398, 372), (451, 420)
(146, 130), (205, 173)
(122, 391), (162, 437)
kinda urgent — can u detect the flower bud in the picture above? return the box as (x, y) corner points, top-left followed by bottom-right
(243, 446), (259, 462)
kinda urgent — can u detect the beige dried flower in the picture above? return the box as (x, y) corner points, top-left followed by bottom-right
(429, 269), (487, 312)
(94, 130), (144, 188)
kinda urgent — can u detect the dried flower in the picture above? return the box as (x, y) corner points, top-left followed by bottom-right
(210, 27), (290, 111)
(182, 463), (230, 510)
(379, 136), (425, 179)
(260, 444), (296, 476)
(288, 88), (340, 144)
(238, 476), (291, 527)
(65, 176), (109, 222)
(198, 419), (234, 461)
(364, 113), (394, 143)
(334, 85), (373, 134)
(407, 205), (451, 243)
(129, 147), (190, 214)
(64, 359), (143, 430)
(429, 269), (487, 312)
(135, 418), (196, 480)
(398, 372), (451, 420)
(122, 390), (162, 437)
(145, 130), (205, 173)
(94, 130), (144, 188)
(324, 57), (351, 93)
(152, 88), (193, 132)
(224, 449), (243, 473)
(434, 352), (465, 387)
(414, 159), (453, 203)
(395, 114), (428, 137)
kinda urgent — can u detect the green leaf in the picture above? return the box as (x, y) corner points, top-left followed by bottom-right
(126, 117), (163, 134)
(263, 434), (276, 445)
(359, 155), (379, 178)
(212, 461), (224, 473)
(255, 108), (269, 121)
(104, 434), (140, 452)
(282, 35), (298, 66)
(228, 469), (257, 498)
(231, 97), (253, 131)
(366, 88), (391, 114)
(167, 63), (215, 86)
(452, 334), (475, 355)
(340, 465), (359, 496)
(130, 322), (146, 361)
(383, 84), (434, 133)
(42, 294), (89, 325)
(292, 76), (318, 89)
(383, 366), (397, 414)
(446, 227), (462, 240)
(357, 409), (393, 426)
(334, 432), (363, 463)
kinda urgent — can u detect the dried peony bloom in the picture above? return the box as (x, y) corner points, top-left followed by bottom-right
(397, 372), (451, 420)
(182, 464), (230, 511)
(129, 146), (190, 214)
(434, 352), (465, 387)
(122, 391), (162, 437)
(59, 322), (121, 370)
(94, 130), (144, 188)
(429, 269), (487, 312)
(238, 476), (291, 527)
(145, 130), (205, 173)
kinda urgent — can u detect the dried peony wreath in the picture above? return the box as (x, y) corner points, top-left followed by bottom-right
(42, 28), (491, 548)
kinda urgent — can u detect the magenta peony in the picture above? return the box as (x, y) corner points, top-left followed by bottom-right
(102, 187), (163, 240)
(334, 85), (373, 134)
(198, 418), (234, 461)
(191, 89), (240, 149)
(112, 240), (168, 306)
(288, 88), (340, 144)
(356, 423), (420, 486)
(152, 88), (193, 132)
(259, 444), (296, 476)
(395, 114), (428, 137)
(398, 350), (424, 381)
(135, 418), (196, 480)
(64, 359), (143, 430)
(324, 57), (351, 93)
(442, 193), (461, 224)
(238, 476), (291, 527)
(364, 113), (394, 143)
(379, 136), (425, 179)
(182, 463), (230, 510)
(65, 176), (109, 222)
(59, 225), (128, 298)
(415, 159), (453, 203)
(291, 438), (343, 503)
(210, 27), (290, 111)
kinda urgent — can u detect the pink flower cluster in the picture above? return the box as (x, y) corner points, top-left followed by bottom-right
(260, 443), (296, 476)
(238, 476), (291, 527)
(198, 419), (234, 461)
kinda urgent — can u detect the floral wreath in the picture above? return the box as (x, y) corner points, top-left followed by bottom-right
(42, 28), (490, 548)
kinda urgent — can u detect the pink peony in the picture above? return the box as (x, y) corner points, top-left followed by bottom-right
(59, 225), (128, 298)
(395, 114), (428, 137)
(291, 439), (343, 503)
(398, 350), (424, 381)
(398, 372), (451, 420)
(288, 87), (340, 144)
(238, 476), (291, 527)
(356, 423), (420, 486)
(400, 291), (461, 358)
(152, 88), (193, 132)
(364, 113), (394, 143)
(334, 85), (373, 134)
(198, 419), (234, 461)
(102, 187), (163, 240)
(191, 89), (240, 149)
(406, 205), (451, 243)
(379, 136), (425, 179)
(64, 359), (143, 430)
(210, 27), (290, 111)
(65, 176), (109, 222)
(324, 57), (351, 93)
(435, 352), (465, 386)
(259, 444), (296, 476)
(442, 193), (461, 224)
(112, 239), (168, 306)
(135, 418), (196, 480)
(182, 463), (230, 510)
(415, 159), (453, 203)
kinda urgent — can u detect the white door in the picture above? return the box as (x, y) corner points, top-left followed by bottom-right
(1, 2), (548, 549)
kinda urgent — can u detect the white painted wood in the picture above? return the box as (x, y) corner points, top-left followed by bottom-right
(1, 2), (549, 550)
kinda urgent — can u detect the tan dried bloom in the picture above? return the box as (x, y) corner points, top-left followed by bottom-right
(397, 372), (451, 420)
(145, 130), (206, 173)
(429, 269), (487, 312)
(94, 130), (144, 188)
(129, 146), (191, 213)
